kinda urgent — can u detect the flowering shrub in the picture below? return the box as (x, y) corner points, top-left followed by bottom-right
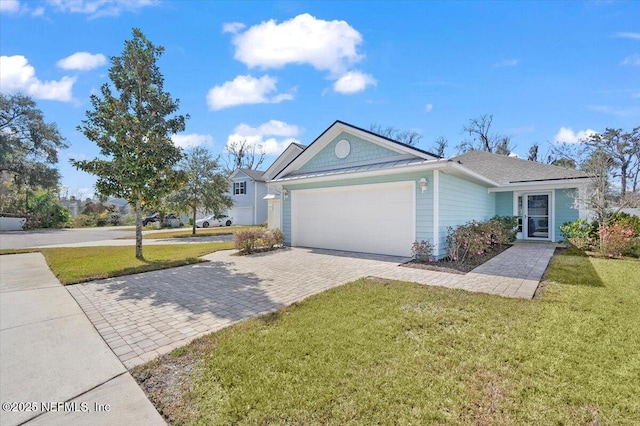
(560, 219), (594, 250)
(598, 223), (635, 258)
(262, 229), (285, 249)
(234, 228), (285, 254)
(446, 217), (515, 265)
(411, 240), (435, 262)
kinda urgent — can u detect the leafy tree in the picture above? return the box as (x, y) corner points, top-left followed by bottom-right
(584, 127), (639, 197)
(166, 147), (232, 235)
(369, 123), (423, 146)
(72, 28), (188, 259)
(457, 114), (513, 155)
(0, 93), (67, 214)
(223, 139), (266, 173)
(26, 191), (71, 229)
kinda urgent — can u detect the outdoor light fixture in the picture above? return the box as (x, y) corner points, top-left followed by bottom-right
(419, 178), (428, 193)
(282, 189), (288, 199)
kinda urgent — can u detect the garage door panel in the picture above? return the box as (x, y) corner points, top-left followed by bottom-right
(291, 182), (415, 257)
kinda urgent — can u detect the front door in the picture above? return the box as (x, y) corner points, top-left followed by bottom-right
(524, 193), (550, 240)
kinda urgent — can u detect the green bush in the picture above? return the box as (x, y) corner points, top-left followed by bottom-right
(560, 219), (594, 250)
(489, 215), (519, 242)
(26, 192), (72, 229)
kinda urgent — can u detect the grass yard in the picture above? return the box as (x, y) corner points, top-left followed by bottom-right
(28, 242), (233, 284)
(133, 249), (640, 425)
(121, 225), (258, 240)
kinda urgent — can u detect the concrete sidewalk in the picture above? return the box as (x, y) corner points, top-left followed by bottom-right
(0, 253), (165, 426)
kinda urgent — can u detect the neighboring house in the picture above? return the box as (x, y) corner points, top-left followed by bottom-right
(228, 168), (268, 225)
(267, 120), (590, 258)
(262, 142), (306, 229)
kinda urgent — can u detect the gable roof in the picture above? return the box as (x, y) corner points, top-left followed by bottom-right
(451, 150), (589, 183)
(333, 120), (441, 159)
(262, 142), (307, 181)
(230, 168), (266, 182)
(273, 120), (440, 180)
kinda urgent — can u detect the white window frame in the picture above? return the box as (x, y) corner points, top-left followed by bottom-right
(233, 181), (246, 195)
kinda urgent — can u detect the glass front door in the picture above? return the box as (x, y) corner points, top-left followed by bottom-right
(525, 194), (549, 239)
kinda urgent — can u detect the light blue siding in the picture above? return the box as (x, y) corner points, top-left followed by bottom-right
(495, 192), (514, 216)
(230, 171), (254, 208)
(437, 172), (495, 257)
(555, 188), (578, 242)
(282, 171), (434, 248)
(296, 132), (406, 173)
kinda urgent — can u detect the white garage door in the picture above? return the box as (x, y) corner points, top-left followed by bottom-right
(291, 181), (415, 257)
(230, 207), (253, 225)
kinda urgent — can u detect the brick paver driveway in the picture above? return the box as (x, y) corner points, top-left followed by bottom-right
(68, 245), (553, 368)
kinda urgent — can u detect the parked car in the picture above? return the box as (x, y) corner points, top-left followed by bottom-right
(195, 214), (233, 228)
(142, 213), (183, 227)
(142, 213), (159, 226)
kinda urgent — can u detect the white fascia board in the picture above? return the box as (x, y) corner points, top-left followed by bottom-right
(271, 159), (450, 186)
(263, 144), (304, 181)
(488, 179), (590, 192)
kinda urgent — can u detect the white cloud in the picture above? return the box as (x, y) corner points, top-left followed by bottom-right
(46, 0), (156, 17)
(0, 0), (20, 13)
(615, 32), (640, 40)
(206, 74), (293, 110)
(230, 13), (364, 75)
(171, 133), (213, 149)
(621, 54), (640, 66)
(57, 52), (106, 71)
(31, 6), (45, 16)
(553, 127), (597, 144)
(222, 22), (245, 34)
(227, 120), (301, 155)
(424, 104), (433, 113)
(494, 59), (519, 67)
(0, 55), (75, 102)
(333, 71), (376, 94)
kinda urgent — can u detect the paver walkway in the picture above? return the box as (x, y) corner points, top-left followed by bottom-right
(68, 243), (556, 368)
(0, 253), (165, 426)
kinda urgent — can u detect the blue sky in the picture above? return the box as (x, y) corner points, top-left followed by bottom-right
(1, 0), (638, 199)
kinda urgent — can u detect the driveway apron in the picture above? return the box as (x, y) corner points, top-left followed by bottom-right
(67, 244), (556, 368)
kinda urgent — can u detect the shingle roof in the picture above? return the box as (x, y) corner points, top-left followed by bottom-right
(237, 168), (266, 182)
(451, 150), (589, 183)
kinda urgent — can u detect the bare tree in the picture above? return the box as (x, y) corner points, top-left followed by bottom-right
(432, 136), (448, 157)
(223, 139), (266, 173)
(527, 144), (539, 162)
(457, 114), (513, 155)
(584, 127), (640, 198)
(369, 123), (422, 146)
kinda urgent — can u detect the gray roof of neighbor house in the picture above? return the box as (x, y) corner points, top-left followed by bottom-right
(452, 150), (589, 183)
(236, 168), (266, 182)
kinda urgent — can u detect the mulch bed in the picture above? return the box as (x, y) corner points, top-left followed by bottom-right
(402, 244), (512, 274)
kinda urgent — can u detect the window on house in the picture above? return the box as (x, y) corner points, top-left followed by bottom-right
(517, 195), (523, 232)
(233, 181), (246, 195)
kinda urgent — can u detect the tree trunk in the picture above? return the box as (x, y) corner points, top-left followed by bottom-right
(620, 163), (628, 197)
(192, 207), (197, 236)
(135, 197), (143, 259)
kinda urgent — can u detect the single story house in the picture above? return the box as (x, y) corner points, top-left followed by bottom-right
(228, 168), (268, 225)
(267, 120), (590, 258)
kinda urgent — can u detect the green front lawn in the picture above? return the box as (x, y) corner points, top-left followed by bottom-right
(120, 225), (258, 240)
(38, 242), (233, 284)
(133, 250), (640, 425)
